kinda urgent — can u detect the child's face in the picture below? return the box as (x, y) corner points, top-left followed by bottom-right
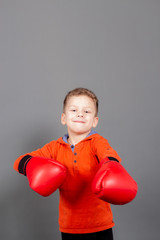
(61, 95), (99, 136)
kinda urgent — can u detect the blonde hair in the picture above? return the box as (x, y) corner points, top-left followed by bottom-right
(63, 88), (99, 115)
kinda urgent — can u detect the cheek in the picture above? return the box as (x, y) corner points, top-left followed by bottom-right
(87, 118), (95, 126)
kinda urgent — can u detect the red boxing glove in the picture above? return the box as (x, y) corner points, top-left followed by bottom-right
(18, 155), (67, 196)
(92, 157), (138, 205)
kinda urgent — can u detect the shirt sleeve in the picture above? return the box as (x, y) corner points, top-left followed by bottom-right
(13, 140), (57, 172)
(92, 135), (122, 163)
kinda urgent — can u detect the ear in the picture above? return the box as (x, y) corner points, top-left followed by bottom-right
(61, 113), (66, 125)
(92, 116), (99, 128)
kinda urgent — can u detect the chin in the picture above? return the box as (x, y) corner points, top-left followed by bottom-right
(75, 129), (90, 135)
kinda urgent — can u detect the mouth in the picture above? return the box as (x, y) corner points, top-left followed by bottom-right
(73, 121), (86, 123)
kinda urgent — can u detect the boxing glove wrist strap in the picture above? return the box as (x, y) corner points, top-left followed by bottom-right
(18, 155), (32, 175)
(100, 157), (119, 167)
(107, 157), (119, 162)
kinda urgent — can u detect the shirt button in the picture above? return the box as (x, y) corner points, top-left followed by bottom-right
(71, 145), (74, 148)
(74, 160), (77, 163)
(74, 153), (77, 155)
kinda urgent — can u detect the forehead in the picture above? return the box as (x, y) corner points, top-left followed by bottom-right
(66, 95), (95, 108)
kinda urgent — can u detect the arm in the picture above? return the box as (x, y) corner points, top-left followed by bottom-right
(91, 134), (122, 163)
(13, 141), (55, 172)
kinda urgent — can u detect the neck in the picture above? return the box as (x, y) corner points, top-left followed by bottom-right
(68, 131), (91, 145)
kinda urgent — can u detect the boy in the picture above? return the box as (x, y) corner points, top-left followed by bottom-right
(13, 88), (137, 240)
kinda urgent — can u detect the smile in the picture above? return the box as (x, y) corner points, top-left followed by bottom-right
(73, 121), (86, 123)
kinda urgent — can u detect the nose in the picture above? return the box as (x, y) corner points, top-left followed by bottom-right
(77, 110), (84, 117)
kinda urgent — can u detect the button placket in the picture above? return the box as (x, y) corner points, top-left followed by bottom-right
(73, 152), (77, 163)
(73, 147), (78, 173)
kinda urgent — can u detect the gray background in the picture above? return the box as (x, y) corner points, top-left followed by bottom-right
(0, 1), (160, 239)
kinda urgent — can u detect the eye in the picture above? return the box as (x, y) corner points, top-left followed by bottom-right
(71, 109), (76, 112)
(84, 110), (90, 113)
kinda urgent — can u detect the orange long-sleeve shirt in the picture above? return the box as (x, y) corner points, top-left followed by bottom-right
(14, 132), (121, 233)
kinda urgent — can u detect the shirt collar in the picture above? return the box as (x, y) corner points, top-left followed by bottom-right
(62, 130), (97, 144)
